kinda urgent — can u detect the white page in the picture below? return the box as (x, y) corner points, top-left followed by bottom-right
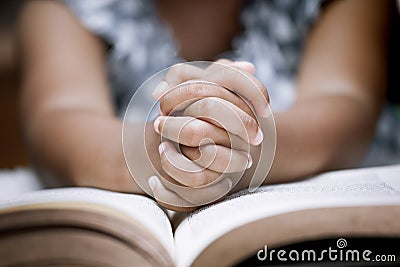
(0, 187), (175, 260)
(175, 164), (400, 267)
(0, 168), (44, 200)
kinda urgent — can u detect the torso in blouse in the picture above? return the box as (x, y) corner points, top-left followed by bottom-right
(61, 0), (400, 166)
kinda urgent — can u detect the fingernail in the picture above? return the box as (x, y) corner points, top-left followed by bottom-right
(247, 154), (253, 169)
(234, 61), (254, 70)
(152, 81), (169, 99)
(252, 127), (264, 145)
(153, 117), (161, 134)
(158, 143), (165, 154)
(148, 176), (158, 191)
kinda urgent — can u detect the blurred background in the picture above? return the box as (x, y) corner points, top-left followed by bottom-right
(0, 1), (27, 168)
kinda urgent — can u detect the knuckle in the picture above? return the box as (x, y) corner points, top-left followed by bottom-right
(232, 152), (248, 171)
(183, 121), (205, 147)
(194, 82), (209, 97)
(160, 152), (175, 175)
(216, 58), (232, 64)
(169, 64), (183, 77)
(194, 173), (207, 187)
(181, 146), (200, 161)
(197, 98), (214, 116)
(159, 94), (173, 114)
(160, 118), (172, 137)
(193, 172), (212, 187)
(165, 63), (188, 83)
(242, 114), (257, 133)
(222, 64), (237, 77)
(182, 82), (204, 99)
(209, 60), (229, 71)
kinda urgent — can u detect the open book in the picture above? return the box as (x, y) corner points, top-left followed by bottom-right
(1, 164), (400, 266)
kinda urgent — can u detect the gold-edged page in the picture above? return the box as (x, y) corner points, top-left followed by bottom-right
(174, 164), (400, 267)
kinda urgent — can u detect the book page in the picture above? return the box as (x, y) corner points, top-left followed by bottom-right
(174, 164), (400, 267)
(0, 187), (175, 260)
(0, 168), (44, 201)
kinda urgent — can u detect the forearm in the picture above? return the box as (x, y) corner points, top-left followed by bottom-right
(23, 109), (146, 194)
(269, 93), (380, 183)
(258, 0), (389, 185)
(234, 92), (380, 191)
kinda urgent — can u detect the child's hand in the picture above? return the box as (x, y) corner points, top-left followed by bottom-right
(148, 60), (270, 210)
(153, 59), (269, 118)
(154, 94), (260, 185)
